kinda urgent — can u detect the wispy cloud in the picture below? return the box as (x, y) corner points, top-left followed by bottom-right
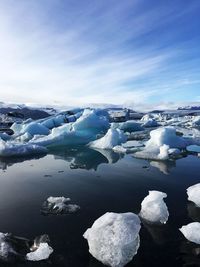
(0, 0), (199, 106)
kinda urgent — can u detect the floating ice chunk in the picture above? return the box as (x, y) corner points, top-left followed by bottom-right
(157, 144), (169, 160)
(142, 118), (158, 128)
(113, 145), (127, 153)
(141, 114), (154, 121)
(0, 140), (47, 157)
(0, 232), (52, 262)
(41, 196), (80, 215)
(112, 121), (144, 133)
(83, 212), (141, 267)
(21, 122), (50, 136)
(180, 222), (200, 244)
(89, 129), (127, 150)
(140, 191), (169, 224)
(187, 183), (200, 207)
(0, 233), (16, 262)
(187, 145), (200, 153)
(134, 127), (189, 160)
(26, 243), (53, 261)
(145, 127), (187, 149)
(168, 148), (181, 157)
(192, 116), (200, 127)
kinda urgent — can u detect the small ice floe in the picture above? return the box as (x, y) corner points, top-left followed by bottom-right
(187, 145), (200, 153)
(41, 196), (80, 215)
(89, 128), (127, 150)
(0, 233), (53, 263)
(139, 191), (169, 224)
(83, 212), (141, 267)
(26, 235), (53, 261)
(187, 183), (200, 207)
(180, 222), (200, 244)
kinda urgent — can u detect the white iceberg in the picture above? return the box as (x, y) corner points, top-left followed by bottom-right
(89, 129), (127, 150)
(83, 212), (141, 267)
(26, 242), (53, 261)
(180, 222), (200, 244)
(187, 183), (200, 207)
(140, 191), (169, 224)
(134, 127), (188, 160)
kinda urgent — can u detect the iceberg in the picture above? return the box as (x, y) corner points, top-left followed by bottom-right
(134, 127), (189, 160)
(140, 191), (169, 224)
(180, 222), (200, 244)
(187, 183), (200, 207)
(41, 196), (80, 215)
(83, 212), (141, 267)
(89, 129), (127, 150)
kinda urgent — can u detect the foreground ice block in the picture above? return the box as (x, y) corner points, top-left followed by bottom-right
(89, 129), (127, 150)
(140, 191), (169, 224)
(187, 183), (200, 207)
(26, 242), (53, 261)
(0, 233), (53, 262)
(83, 212), (141, 267)
(180, 222), (200, 244)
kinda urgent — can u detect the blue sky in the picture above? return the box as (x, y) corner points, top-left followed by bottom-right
(0, 0), (199, 108)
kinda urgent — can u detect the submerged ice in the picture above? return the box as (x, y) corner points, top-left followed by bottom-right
(41, 196), (80, 215)
(83, 212), (141, 267)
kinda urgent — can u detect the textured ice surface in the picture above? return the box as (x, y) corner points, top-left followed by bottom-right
(180, 222), (200, 244)
(0, 139), (47, 157)
(41, 196), (80, 215)
(26, 243), (53, 261)
(83, 212), (141, 267)
(112, 121), (144, 133)
(140, 191), (169, 224)
(142, 118), (159, 127)
(21, 122), (50, 136)
(89, 129), (127, 149)
(187, 183), (200, 207)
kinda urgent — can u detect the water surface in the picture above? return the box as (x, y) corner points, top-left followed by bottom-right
(0, 147), (200, 267)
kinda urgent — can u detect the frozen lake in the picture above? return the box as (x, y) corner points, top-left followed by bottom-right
(0, 147), (200, 266)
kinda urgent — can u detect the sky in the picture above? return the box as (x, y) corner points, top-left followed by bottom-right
(0, 0), (200, 108)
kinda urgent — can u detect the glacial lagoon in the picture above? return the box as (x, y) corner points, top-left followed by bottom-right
(0, 147), (200, 267)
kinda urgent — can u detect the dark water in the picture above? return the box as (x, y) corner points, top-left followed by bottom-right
(0, 147), (200, 267)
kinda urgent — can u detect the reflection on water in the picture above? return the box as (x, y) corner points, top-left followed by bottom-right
(142, 221), (169, 245)
(187, 202), (200, 222)
(0, 146), (122, 171)
(150, 160), (176, 175)
(180, 240), (200, 267)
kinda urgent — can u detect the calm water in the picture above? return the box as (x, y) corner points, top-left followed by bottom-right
(0, 147), (200, 267)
